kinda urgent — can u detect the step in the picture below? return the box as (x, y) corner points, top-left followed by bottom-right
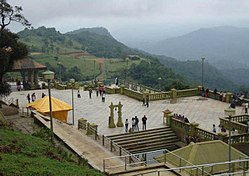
(118, 135), (178, 147)
(113, 131), (176, 143)
(129, 143), (179, 154)
(123, 138), (179, 150)
(107, 127), (171, 139)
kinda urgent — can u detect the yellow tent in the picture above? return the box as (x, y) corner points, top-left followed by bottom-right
(27, 96), (72, 123)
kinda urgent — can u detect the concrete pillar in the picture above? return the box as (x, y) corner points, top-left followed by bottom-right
(218, 132), (228, 141)
(189, 122), (199, 136)
(120, 85), (125, 95)
(78, 118), (87, 130)
(197, 86), (202, 96)
(163, 109), (172, 126)
(226, 92), (233, 103)
(171, 88), (177, 99)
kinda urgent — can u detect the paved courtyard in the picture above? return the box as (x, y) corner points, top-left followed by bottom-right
(7, 86), (244, 136)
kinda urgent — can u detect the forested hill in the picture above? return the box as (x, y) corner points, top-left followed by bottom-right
(66, 27), (113, 38)
(17, 26), (239, 91)
(157, 55), (238, 91)
(18, 26), (140, 58)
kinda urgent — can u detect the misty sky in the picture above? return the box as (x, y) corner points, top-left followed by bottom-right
(8, 0), (249, 46)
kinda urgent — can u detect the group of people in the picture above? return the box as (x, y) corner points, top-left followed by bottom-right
(185, 135), (200, 144)
(26, 92), (45, 103)
(27, 92), (47, 103)
(77, 86), (106, 102)
(173, 113), (190, 123)
(202, 87), (209, 98)
(212, 124), (228, 133)
(125, 115), (148, 132)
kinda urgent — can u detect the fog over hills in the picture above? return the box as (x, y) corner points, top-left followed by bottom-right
(145, 26), (249, 70)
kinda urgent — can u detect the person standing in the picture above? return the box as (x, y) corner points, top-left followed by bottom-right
(27, 94), (31, 103)
(96, 87), (99, 97)
(142, 115), (147, 130)
(89, 88), (92, 99)
(42, 93), (46, 98)
(132, 117), (136, 131)
(146, 95), (149, 108)
(102, 93), (105, 102)
(135, 116), (139, 131)
(125, 119), (129, 132)
(213, 88), (217, 100)
(212, 124), (216, 133)
(245, 103), (248, 114)
(77, 90), (81, 98)
(31, 93), (36, 102)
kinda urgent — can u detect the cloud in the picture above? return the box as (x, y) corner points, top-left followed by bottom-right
(7, 0), (249, 36)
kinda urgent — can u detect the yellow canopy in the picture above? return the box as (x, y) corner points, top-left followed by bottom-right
(27, 96), (72, 123)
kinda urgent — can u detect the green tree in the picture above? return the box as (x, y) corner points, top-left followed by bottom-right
(0, 0), (30, 97)
(0, 30), (28, 82)
(0, 0), (31, 31)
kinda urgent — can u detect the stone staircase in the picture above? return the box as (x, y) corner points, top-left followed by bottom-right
(106, 127), (181, 154)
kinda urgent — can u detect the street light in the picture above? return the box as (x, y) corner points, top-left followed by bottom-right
(158, 77), (162, 91)
(42, 70), (55, 142)
(125, 58), (129, 84)
(69, 78), (75, 125)
(201, 58), (205, 88)
(93, 60), (96, 82)
(57, 62), (62, 83)
(224, 108), (236, 175)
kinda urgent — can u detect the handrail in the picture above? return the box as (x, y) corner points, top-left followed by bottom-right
(103, 147), (211, 175)
(219, 117), (248, 133)
(128, 158), (249, 176)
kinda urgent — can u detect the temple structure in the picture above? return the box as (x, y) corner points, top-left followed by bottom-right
(10, 56), (46, 90)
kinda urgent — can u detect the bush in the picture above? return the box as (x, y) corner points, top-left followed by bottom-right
(0, 83), (11, 97)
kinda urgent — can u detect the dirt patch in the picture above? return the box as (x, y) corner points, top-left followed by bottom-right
(1, 104), (19, 116)
(60, 51), (89, 58)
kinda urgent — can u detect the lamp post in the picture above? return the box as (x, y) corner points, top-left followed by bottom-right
(125, 58), (128, 84)
(57, 62), (62, 83)
(224, 108), (236, 175)
(158, 77), (162, 91)
(93, 60), (96, 82)
(42, 70), (55, 142)
(70, 78), (75, 125)
(201, 58), (205, 88)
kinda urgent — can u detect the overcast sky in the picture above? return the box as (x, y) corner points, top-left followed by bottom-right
(8, 0), (249, 46)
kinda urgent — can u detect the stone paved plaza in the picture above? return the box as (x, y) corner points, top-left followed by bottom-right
(8, 86), (244, 136)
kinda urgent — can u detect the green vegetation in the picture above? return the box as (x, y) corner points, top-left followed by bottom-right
(32, 53), (99, 81)
(18, 27), (83, 54)
(0, 128), (104, 176)
(157, 56), (238, 91)
(16, 26), (241, 92)
(126, 60), (189, 91)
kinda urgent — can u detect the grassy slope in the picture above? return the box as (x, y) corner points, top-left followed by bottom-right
(31, 53), (142, 81)
(0, 128), (104, 176)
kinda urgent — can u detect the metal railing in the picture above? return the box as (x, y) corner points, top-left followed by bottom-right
(103, 148), (211, 175)
(128, 158), (249, 176)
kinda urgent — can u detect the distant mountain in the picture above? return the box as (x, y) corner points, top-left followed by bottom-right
(150, 26), (249, 69)
(157, 55), (238, 91)
(65, 28), (139, 58)
(17, 26), (241, 91)
(66, 27), (113, 38)
(18, 26), (82, 53)
(220, 68), (249, 88)
(18, 26), (139, 58)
